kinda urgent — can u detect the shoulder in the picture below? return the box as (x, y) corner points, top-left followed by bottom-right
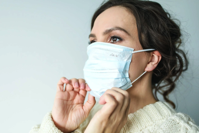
(122, 101), (199, 133)
(158, 112), (199, 132)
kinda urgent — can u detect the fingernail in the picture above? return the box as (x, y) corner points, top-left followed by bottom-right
(75, 82), (79, 88)
(80, 83), (84, 89)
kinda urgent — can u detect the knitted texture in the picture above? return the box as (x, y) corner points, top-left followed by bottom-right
(29, 101), (199, 133)
(29, 112), (63, 133)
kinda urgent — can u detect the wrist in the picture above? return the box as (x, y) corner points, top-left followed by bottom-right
(85, 121), (105, 133)
(51, 115), (72, 133)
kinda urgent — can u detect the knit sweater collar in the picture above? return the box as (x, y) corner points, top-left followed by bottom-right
(123, 101), (176, 132)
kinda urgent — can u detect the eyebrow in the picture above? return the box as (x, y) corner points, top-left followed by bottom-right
(88, 26), (131, 38)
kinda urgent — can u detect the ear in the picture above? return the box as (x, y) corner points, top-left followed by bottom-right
(145, 51), (162, 72)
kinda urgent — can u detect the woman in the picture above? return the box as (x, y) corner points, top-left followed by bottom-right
(30, 0), (199, 133)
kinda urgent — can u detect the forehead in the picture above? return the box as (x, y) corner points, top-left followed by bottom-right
(92, 6), (137, 34)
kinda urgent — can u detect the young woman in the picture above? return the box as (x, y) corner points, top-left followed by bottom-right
(30, 0), (199, 133)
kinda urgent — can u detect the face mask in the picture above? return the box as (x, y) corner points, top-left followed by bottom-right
(83, 42), (155, 100)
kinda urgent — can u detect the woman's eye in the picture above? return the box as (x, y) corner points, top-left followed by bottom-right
(109, 36), (123, 43)
(88, 36), (123, 44)
(88, 40), (96, 45)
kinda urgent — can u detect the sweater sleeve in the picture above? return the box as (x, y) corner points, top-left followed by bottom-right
(29, 103), (103, 133)
(29, 112), (63, 133)
(29, 112), (83, 133)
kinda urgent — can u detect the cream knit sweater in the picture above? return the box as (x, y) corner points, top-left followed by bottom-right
(29, 101), (199, 133)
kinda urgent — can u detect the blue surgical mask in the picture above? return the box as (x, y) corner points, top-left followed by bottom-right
(83, 42), (155, 100)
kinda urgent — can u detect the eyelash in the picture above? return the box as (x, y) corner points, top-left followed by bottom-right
(88, 36), (123, 45)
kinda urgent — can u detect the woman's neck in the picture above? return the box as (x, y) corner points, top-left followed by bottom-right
(127, 73), (157, 114)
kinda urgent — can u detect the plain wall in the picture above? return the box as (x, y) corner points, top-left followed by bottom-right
(0, 0), (198, 132)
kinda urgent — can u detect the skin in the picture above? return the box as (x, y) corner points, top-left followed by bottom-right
(52, 5), (162, 133)
(85, 6), (161, 133)
(52, 78), (95, 132)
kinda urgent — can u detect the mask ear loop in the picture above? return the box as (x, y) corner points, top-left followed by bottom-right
(131, 71), (147, 84)
(129, 48), (154, 85)
(123, 71), (147, 89)
(133, 49), (155, 53)
(121, 49), (154, 88)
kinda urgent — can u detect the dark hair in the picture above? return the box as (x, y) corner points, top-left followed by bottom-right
(90, 0), (188, 108)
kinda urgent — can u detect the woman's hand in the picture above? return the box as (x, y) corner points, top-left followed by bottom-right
(84, 87), (130, 133)
(52, 77), (96, 133)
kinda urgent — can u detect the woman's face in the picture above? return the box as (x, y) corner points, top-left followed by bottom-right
(89, 6), (151, 83)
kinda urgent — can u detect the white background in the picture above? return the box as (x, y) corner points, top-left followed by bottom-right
(0, 0), (198, 132)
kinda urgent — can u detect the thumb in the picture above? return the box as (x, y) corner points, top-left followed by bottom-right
(83, 93), (96, 115)
(99, 95), (106, 105)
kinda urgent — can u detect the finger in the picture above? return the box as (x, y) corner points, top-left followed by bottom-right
(85, 84), (91, 91)
(66, 82), (87, 98)
(99, 95), (106, 104)
(57, 77), (69, 85)
(83, 93), (96, 115)
(79, 89), (87, 97)
(100, 89), (124, 112)
(100, 93), (117, 117)
(71, 78), (79, 91)
(78, 79), (86, 90)
(111, 87), (130, 113)
(66, 83), (73, 91)
(57, 77), (69, 91)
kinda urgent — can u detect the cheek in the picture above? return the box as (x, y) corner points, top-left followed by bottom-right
(128, 53), (148, 81)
